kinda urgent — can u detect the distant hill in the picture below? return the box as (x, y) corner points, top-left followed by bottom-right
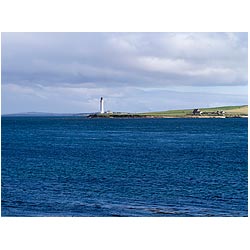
(2, 112), (91, 117)
(140, 105), (248, 117)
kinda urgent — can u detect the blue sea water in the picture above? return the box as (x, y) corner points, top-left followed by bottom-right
(1, 117), (248, 216)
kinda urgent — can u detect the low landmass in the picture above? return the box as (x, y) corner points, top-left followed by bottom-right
(88, 105), (248, 118)
(2, 112), (91, 117)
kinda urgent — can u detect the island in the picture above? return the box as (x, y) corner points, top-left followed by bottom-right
(88, 105), (248, 119)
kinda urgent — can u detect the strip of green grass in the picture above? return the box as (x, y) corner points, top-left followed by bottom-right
(139, 105), (248, 116)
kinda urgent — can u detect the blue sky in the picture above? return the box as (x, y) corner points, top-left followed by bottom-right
(1, 32), (248, 114)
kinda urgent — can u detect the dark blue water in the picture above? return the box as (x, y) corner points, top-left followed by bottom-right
(1, 117), (248, 216)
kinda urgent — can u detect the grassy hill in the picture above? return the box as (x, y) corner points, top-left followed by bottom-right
(139, 105), (248, 117)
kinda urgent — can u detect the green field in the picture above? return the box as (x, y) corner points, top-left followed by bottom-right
(139, 105), (248, 117)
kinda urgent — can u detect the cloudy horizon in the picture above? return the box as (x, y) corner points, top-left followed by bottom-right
(1, 32), (248, 114)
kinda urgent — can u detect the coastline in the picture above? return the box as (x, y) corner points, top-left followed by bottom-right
(87, 114), (248, 119)
(87, 105), (248, 119)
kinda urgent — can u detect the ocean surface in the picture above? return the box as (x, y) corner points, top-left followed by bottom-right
(1, 117), (248, 216)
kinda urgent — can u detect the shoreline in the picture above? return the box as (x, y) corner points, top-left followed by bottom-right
(87, 114), (248, 119)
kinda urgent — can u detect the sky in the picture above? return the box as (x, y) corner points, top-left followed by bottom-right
(1, 32), (248, 114)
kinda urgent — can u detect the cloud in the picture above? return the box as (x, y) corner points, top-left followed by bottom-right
(1, 33), (248, 113)
(1, 32), (248, 88)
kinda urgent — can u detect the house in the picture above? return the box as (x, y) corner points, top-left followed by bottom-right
(105, 110), (113, 114)
(192, 109), (202, 115)
(216, 110), (225, 115)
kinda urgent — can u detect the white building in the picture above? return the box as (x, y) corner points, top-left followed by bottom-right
(100, 97), (104, 113)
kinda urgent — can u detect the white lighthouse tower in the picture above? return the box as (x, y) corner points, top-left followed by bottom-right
(100, 97), (104, 113)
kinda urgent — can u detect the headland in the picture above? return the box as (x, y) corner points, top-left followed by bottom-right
(88, 105), (248, 119)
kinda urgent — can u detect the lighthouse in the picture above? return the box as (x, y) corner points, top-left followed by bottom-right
(100, 97), (104, 113)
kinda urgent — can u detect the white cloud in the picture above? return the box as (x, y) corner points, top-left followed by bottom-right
(1, 32), (248, 113)
(135, 56), (190, 73)
(2, 32), (247, 87)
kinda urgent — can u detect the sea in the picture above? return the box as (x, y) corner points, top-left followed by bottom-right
(1, 117), (248, 216)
